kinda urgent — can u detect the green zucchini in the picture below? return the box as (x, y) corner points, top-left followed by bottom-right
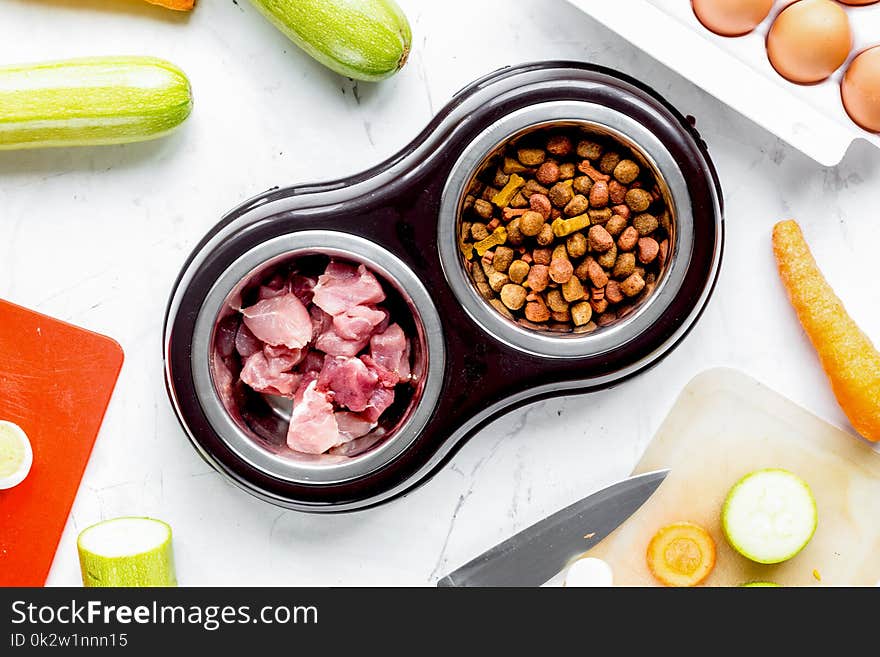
(722, 469), (817, 565)
(0, 56), (193, 150)
(78, 517), (177, 587)
(249, 0), (412, 81)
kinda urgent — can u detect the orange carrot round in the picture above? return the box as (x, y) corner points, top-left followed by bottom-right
(146, 0), (195, 11)
(773, 220), (880, 442)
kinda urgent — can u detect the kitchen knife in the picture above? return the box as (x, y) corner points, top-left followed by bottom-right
(436, 469), (669, 587)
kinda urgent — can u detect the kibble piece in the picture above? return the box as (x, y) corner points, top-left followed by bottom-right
(493, 169), (510, 188)
(576, 140), (603, 160)
(588, 208), (613, 225)
(590, 298), (609, 315)
(489, 298), (514, 320)
(493, 246), (515, 273)
(573, 175), (594, 196)
(527, 264), (550, 292)
(503, 157), (529, 174)
(508, 260), (530, 284)
(536, 223), (555, 246)
(620, 273), (646, 298)
(564, 194), (589, 217)
(605, 280), (624, 304)
(522, 179), (549, 198)
(519, 211), (545, 237)
(551, 214), (590, 238)
(491, 174), (526, 207)
(625, 188), (653, 213)
(588, 225), (614, 253)
(467, 179), (484, 196)
(529, 193), (552, 219)
(532, 248), (552, 265)
(518, 148), (546, 167)
(500, 284), (528, 310)
(562, 276), (585, 302)
(524, 298), (551, 323)
(599, 151), (621, 174)
(473, 199), (493, 220)
(617, 226), (639, 252)
(558, 162), (576, 180)
(586, 257), (609, 288)
(471, 263), (493, 300)
(633, 213), (659, 236)
(482, 186), (499, 202)
(613, 204), (631, 220)
(548, 181), (574, 208)
(596, 243), (617, 269)
(613, 159), (640, 184)
(546, 289), (569, 313)
(488, 270), (510, 292)
(547, 134), (573, 156)
(566, 232), (587, 258)
(589, 181), (609, 208)
(605, 214), (628, 238)
(637, 237), (660, 264)
(613, 252), (636, 279)
(549, 257), (574, 284)
(535, 161), (561, 186)
(608, 180), (628, 205)
(551, 309), (571, 323)
(471, 222), (489, 241)
(474, 226), (508, 257)
(507, 218), (524, 246)
(634, 266), (646, 280)
(570, 301), (593, 326)
(551, 244), (568, 262)
(659, 239), (669, 268)
(509, 192), (529, 209)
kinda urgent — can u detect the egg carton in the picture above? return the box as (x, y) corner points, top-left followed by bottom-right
(571, 0), (880, 166)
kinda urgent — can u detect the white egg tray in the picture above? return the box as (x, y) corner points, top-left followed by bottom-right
(570, 0), (880, 165)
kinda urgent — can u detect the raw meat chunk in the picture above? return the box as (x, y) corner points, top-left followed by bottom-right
(242, 292), (312, 350)
(369, 323), (411, 381)
(240, 351), (301, 398)
(290, 274), (317, 306)
(287, 379), (340, 454)
(312, 262), (385, 315)
(335, 412), (376, 442)
(318, 357), (379, 413)
(361, 386), (396, 423)
(235, 322), (262, 358)
(333, 305), (388, 342)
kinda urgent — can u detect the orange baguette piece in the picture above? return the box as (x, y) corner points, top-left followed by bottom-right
(145, 0), (195, 10)
(772, 220), (880, 442)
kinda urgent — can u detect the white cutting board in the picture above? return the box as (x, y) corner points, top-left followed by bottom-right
(589, 368), (880, 586)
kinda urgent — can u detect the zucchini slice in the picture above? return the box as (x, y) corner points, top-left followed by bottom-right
(78, 517), (177, 587)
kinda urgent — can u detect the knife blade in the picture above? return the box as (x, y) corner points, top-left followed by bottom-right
(436, 469), (669, 587)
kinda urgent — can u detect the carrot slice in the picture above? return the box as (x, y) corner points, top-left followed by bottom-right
(773, 220), (880, 442)
(646, 522), (716, 587)
(145, 0), (195, 11)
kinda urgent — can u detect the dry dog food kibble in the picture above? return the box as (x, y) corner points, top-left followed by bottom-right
(459, 126), (671, 332)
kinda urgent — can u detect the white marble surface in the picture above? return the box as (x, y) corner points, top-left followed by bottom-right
(0, 0), (877, 587)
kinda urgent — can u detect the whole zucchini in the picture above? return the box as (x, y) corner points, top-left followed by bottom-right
(0, 56), (193, 150)
(249, 0), (412, 81)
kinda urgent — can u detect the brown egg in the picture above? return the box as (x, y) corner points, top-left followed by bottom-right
(767, 0), (853, 84)
(692, 0), (774, 37)
(842, 46), (880, 132)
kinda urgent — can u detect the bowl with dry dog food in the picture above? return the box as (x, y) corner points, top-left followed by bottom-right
(164, 61), (724, 512)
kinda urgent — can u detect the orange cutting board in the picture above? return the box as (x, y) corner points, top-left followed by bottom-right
(0, 299), (123, 586)
(589, 368), (880, 586)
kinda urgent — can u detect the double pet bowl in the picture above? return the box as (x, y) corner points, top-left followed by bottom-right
(164, 62), (724, 512)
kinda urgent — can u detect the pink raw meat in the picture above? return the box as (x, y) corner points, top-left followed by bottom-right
(263, 344), (304, 370)
(215, 316), (238, 360)
(287, 379), (340, 454)
(318, 356), (379, 412)
(300, 350), (326, 376)
(361, 386), (396, 423)
(312, 262), (385, 316)
(290, 274), (317, 306)
(369, 323), (411, 381)
(242, 292), (312, 349)
(315, 325), (370, 358)
(235, 322), (262, 358)
(240, 351), (302, 398)
(258, 272), (289, 300)
(333, 305), (388, 342)
(335, 412), (376, 441)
